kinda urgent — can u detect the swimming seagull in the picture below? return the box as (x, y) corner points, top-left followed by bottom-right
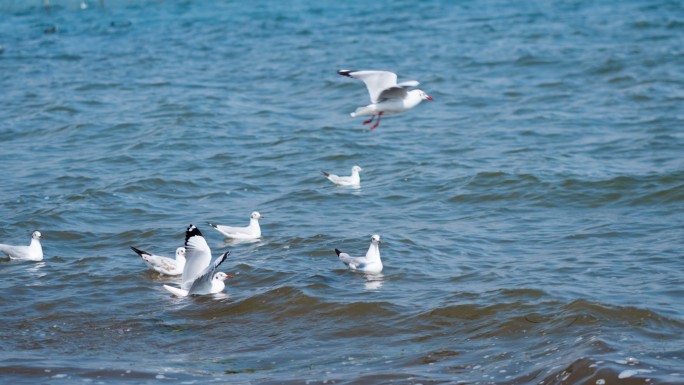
(335, 234), (383, 273)
(163, 253), (231, 297)
(162, 225), (231, 297)
(130, 246), (185, 276)
(0, 231), (44, 261)
(338, 69), (432, 130)
(322, 165), (363, 187)
(209, 211), (264, 240)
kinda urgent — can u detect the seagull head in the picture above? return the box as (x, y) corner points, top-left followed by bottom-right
(371, 234), (381, 244)
(352, 165), (363, 173)
(418, 90), (433, 101)
(32, 231), (43, 240)
(175, 247), (186, 257)
(214, 272), (233, 281)
(251, 211), (264, 220)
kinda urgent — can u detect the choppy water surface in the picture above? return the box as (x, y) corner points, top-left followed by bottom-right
(1, 0), (683, 384)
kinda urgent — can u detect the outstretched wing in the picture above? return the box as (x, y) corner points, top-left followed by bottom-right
(377, 87), (408, 103)
(338, 70), (398, 104)
(182, 225), (212, 289)
(397, 80), (420, 88)
(188, 251), (230, 295)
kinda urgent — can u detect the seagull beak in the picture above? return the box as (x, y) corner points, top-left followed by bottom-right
(260, 215), (265, 219)
(426, 95), (433, 101)
(227, 275), (234, 279)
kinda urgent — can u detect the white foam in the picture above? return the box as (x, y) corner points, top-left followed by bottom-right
(618, 369), (651, 379)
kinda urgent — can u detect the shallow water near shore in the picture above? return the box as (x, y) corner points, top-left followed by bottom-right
(0, 0), (683, 384)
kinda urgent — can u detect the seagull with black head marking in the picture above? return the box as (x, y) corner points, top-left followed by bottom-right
(162, 225), (232, 297)
(163, 253), (231, 297)
(338, 69), (432, 130)
(0, 231), (43, 261)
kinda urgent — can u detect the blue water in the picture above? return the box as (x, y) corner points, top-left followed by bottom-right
(1, 0), (683, 384)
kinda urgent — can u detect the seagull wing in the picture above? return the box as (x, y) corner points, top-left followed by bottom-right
(188, 251), (230, 295)
(377, 87), (408, 103)
(209, 223), (249, 237)
(147, 256), (179, 275)
(336, 248), (364, 270)
(181, 226), (212, 289)
(338, 70), (398, 104)
(0, 244), (30, 260)
(397, 80), (420, 88)
(130, 246), (182, 275)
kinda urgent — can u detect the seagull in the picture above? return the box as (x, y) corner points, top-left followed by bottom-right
(163, 254), (231, 297)
(0, 231), (44, 261)
(163, 224), (231, 297)
(335, 234), (383, 273)
(338, 69), (432, 130)
(209, 211), (264, 240)
(130, 246), (185, 276)
(179, 225), (213, 289)
(322, 165), (363, 187)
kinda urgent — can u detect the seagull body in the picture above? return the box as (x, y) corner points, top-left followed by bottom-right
(130, 246), (185, 276)
(336, 234), (383, 273)
(338, 69), (432, 129)
(322, 165), (363, 187)
(163, 260), (230, 297)
(209, 211), (263, 240)
(0, 231), (43, 261)
(163, 225), (231, 297)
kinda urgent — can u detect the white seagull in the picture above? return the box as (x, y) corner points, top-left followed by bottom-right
(322, 165), (363, 187)
(209, 211), (264, 240)
(130, 246), (186, 276)
(163, 225), (231, 297)
(180, 225), (214, 289)
(163, 256), (231, 297)
(338, 69), (432, 130)
(0, 231), (44, 261)
(335, 234), (383, 273)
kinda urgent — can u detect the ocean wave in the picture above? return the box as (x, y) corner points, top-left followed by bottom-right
(447, 170), (684, 207)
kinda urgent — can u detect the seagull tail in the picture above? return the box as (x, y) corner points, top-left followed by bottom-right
(163, 284), (189, 297)
(351, 106), (372, 118)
